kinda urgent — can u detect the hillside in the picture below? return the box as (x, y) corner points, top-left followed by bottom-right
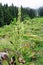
(0, 17), (43, 65)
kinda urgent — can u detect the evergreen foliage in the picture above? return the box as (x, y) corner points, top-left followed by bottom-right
(0, 3), (18, 26)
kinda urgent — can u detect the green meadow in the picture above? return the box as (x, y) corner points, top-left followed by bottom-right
(0, 17), (43, 65)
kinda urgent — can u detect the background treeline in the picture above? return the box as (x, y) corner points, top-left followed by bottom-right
(0, 3), (43, 27)
(0, 3), (18, 27)
(21, 6), (43, 20)
(21, 6), (36, 20)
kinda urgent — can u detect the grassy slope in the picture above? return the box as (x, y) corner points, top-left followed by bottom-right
(24, 17), (43, 65)
(0, 17), (43, 65)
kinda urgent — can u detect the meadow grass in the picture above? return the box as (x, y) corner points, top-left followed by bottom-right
(0, 17), (43, 65)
